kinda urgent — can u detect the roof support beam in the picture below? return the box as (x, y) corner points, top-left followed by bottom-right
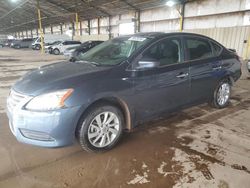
(120, 0), (140, 11)
(45, 0), (72, 14)
(80, 0), (111, 17)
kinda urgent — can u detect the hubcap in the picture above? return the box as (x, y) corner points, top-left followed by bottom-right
(87, 111), (120, 148)
(217, 83), (230, 106)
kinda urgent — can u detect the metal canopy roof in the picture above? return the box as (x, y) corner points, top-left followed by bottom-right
(0, 0), (168, 33)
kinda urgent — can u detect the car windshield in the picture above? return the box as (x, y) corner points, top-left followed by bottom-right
(78, 36), (151, 66)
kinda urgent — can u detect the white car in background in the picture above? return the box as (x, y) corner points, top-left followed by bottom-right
(44, 41), (62, 53)
(32, 34), (70, 50)
(50, 40), (81, 55)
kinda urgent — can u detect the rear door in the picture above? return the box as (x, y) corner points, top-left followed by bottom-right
(131, 36), (190, 120)
(184, 36), (222, 103)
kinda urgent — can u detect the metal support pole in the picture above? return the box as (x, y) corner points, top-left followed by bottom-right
(60, 24), (63, 34)
(75, 12), (79, 37)
(108, 16), (111, 39)
(80, 21), (82, 36)
(97, 18), (100, 35)
(179, 2), (185, 31)
(137, 11), (141, 33)
(50, 25), (53, 34)
(37, 0), (44, 53)
(71, 22), (75, 40)
(87, 20), (91, 35)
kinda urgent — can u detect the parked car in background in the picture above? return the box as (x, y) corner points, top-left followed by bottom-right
(4, 39), (14, 47)
(6, 32), (242, 152)
(50, 40), (81, 55)
(10, 39), (20, 48)
(44, 41), (62, 53)
(32, 34), (70, 50)
(13, 38), (34, 49)
(0, 40), (4, 48)
(64, 40), (104, 61)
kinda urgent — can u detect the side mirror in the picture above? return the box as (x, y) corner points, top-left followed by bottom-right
(136, 60), (160, 70)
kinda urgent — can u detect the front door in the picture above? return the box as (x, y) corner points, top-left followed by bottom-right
(131, 37), (190, 121)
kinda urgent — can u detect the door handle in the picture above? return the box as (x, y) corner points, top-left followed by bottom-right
(212, 66), (222, 70)
(176, 73), (189, 78)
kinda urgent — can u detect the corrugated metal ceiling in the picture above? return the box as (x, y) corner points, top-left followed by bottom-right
(0, 0), (169, 33)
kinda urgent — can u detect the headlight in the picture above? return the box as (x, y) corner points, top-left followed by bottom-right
(25, 89), (74, 111)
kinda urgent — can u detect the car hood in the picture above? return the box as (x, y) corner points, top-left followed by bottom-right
(13, 61), (111, 96)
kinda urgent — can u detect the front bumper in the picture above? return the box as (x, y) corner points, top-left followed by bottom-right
(7, 101), (81, 148)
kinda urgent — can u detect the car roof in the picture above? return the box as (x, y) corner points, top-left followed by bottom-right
(124, 32), (216, 41)
(64, 40), (81, 42)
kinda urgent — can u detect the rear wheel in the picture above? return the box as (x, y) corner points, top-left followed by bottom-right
(77, 105), (124, 153)
(211, 80), (231, 108)
(53, 48), (60, 55)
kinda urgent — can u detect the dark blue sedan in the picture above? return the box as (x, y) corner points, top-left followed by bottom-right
(6, 32), (242, 152)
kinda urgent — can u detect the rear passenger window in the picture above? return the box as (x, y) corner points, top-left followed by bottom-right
(185, 38), (213, 61)
(211, 42), (222, 56)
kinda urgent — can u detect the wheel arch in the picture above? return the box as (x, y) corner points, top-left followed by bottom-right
(219, 74), (234, 86)
(75, 96), (132, 136)
(53, 48), (60, 54)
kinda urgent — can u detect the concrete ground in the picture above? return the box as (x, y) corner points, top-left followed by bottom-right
(0, 48), (250, 188)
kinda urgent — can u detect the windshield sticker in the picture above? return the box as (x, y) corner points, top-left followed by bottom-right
(128, 37), (146, 42)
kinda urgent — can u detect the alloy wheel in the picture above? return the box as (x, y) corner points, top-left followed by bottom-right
(217, 83), (230, 106)
(87, 111), (120, 148)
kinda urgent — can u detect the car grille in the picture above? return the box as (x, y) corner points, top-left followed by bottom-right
(7, 90), (29, 112)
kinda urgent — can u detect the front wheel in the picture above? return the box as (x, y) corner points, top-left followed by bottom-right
(211, 80), (231, 108)
(35, 44), (41, 50)
(77, 105), (124, 153)
(53, 48), (60, 55)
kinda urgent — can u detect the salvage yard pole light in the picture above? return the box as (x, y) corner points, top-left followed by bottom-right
(36, 0), (44, 53)
(166, 0), (186, 32)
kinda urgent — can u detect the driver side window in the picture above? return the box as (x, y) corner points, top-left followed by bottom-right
(142, 38), (181, 67)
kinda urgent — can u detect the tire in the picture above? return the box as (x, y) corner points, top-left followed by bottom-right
(53, 48), (60, 55)
(211, 79), (231, 109)
(77, 105), (124, 153)
(35, 44), (41, 50)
